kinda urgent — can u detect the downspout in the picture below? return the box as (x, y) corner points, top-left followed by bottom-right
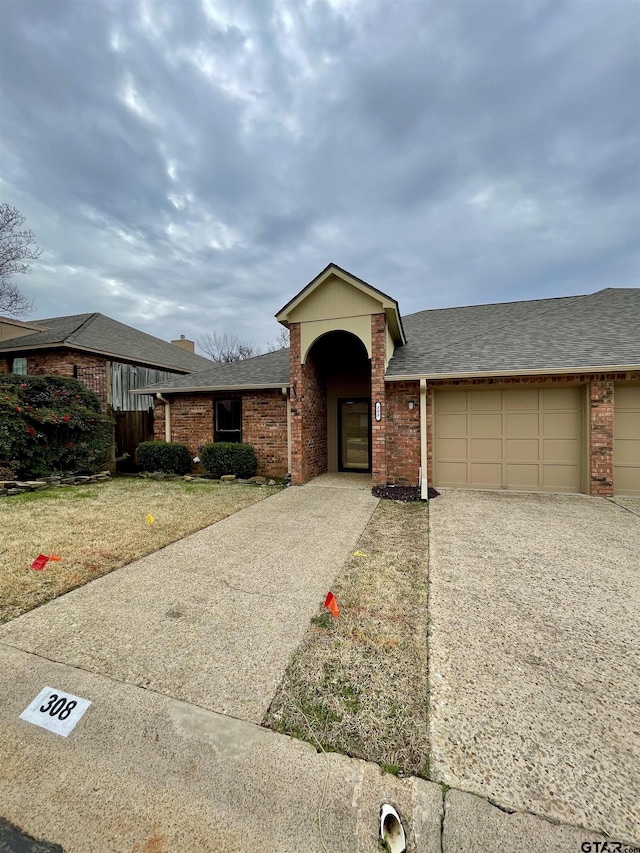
(283, 387), (292, 475)
(420, 378), (429, 500)
(156, 393), (171, 443)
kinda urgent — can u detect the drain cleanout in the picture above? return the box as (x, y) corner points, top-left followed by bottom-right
(379, 803), (406, 853)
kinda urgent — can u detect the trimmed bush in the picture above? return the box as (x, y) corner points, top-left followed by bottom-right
(200, 442), (258, 479)
(0, 374), (114, 478)
(136, 441), (191, 475)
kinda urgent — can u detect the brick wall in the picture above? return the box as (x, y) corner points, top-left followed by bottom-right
(589, 379), (614, 496)
(386, 380), (421, 484)
(289, 323), (328, 484)
(156, 390), (288, 478)
(370, 313), (387, 487)
(0, 349), (109, 410)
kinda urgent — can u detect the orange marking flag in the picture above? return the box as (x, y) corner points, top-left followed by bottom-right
(30, 553), (62, 571)
(324, 591), (340, 618)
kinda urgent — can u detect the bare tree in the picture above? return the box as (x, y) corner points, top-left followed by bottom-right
(0, 204), (41, 316)
(266, 326), (290, 351)
(198, 331), (260, 363)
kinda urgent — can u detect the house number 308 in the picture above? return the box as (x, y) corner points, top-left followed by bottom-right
(39, 693), (77, 721)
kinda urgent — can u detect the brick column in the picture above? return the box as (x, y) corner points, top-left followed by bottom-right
(289, 323), (304, 484)
(371, 313), (387, 487)
(589, 379), (614, 496)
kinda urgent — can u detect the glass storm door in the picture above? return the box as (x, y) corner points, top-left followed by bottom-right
(339, 399), (371, 472)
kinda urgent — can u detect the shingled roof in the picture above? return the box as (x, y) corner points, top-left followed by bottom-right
(387, 287), (640, 378)
(0, 313), (212, 373)
(137, 286), (640, 393)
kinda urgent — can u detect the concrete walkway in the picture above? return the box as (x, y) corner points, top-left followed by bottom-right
(0, 484), (378, 723)
(428, 490), (640, 845)
(0, 482), (620, 851)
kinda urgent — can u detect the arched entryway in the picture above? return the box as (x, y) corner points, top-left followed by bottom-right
(300, 330), (372, 476)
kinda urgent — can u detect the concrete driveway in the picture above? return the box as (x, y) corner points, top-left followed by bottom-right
(428, 490), (640, 844)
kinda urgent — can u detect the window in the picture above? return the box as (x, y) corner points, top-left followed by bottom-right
(12, 357), (27, 375)
(215, 399), (242, 443)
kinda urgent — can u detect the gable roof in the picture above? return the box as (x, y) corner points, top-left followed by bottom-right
(0, 313), (212, 373)
(135, 285), (640, 394)
(276, 262), (406, 345)
(387, 287), (640, 378)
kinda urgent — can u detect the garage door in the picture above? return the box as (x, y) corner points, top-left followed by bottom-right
(434, 387), (584, 493)
(614, 384), (640, 497)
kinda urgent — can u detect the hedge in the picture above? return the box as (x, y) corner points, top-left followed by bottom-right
(200, 442), (258, 479)
(136, 441), (191, 475)
(0, 374), (114, 479)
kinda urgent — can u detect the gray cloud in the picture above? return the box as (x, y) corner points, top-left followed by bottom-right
(1, 0), (638, 353)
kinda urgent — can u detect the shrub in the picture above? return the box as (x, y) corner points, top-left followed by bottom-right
(136, 441), (191, 475)
(0, 374), (114, 478)
(200, 442), (258, 479)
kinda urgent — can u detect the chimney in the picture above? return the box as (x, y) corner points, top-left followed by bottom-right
(171, 334), (195, 353)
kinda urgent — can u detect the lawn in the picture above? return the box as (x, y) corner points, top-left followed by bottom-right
(0, 477), (280, 624)
(264, 499), (430, 778)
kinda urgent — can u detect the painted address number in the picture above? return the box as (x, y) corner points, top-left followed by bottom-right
(20, 686), (91, 737)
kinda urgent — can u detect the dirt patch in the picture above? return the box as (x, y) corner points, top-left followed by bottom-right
(264, 500), (430, 777)
(0, 477), (280, 624)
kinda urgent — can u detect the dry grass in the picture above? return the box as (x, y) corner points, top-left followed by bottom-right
(264, 499), (430, 778)
(0, 477), (280, 624)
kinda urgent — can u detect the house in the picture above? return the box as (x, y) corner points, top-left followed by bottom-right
(137, 263), (640, 498)
(0, 312), (212, 464)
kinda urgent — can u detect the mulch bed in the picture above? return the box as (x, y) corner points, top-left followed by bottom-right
(372, 485), (440, 501)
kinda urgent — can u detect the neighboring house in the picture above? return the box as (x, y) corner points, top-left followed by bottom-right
(0, 312), (212, 465)
(137, 263), (640, 498)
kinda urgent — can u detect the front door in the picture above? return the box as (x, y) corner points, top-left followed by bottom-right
(338, 398), (371, 472)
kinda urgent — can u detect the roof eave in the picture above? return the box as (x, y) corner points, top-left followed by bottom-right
(0, 341), (200, 374)
(133, 382), (290, 394)
(385, 364), (640, 381)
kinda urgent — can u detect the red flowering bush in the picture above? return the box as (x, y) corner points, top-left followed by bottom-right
(0, 374), (114, 478)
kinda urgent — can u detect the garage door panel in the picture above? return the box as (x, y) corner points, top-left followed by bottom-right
(543, 411), (580, 438)
(505, 412), (538, 438)
(614, 439), (639, 466)
(505, 438), (539, 461)
(615, 467), (640, 496)
(505, 389), (539, 410)
(437, 461), (469, 485)
(436, 438), (467, 459)
(615, 386), (640, 410)
(543, 388), (581, 410)
(437, 391), (468, 412)
(470, 390), (501, 411)
(615, 412), (640, 438)
(434, 387), (583, 493)
(543, 438), (580, 463)
(470, 438), (502, 461)
(436, 413), (467, 438)
(543, 465), (580, 491)
(505, 464), (540, 487)
(470, 413), (502, 437)
(470, 463), (502, 487)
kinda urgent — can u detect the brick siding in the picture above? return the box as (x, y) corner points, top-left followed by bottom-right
(386, 380), (421, 485)
(289, 323), (328, 484)
(156, 390), (288, 478)
(0, 349), (109, 410)
(370, 313), (387, 487)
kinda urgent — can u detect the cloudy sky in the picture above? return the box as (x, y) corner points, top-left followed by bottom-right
(1, 0), (638, 355)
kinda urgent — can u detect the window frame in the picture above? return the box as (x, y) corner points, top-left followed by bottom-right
(214, 398), (243, 443)
(12, 357), (27, 376)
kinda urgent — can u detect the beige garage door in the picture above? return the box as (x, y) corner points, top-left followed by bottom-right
(614, 384), (640, 497)
(434, 387), (584, 493)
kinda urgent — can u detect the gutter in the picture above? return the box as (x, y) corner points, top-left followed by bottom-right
(132, 383), (290, 395)
(156, 393), (171, 443)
